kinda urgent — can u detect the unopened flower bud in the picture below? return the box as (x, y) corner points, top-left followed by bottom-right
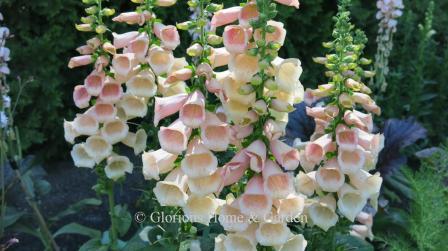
(197, 18), (208, 27)
(253, 100), (267, 115)
(343, 55), (356, 63)
(325, 63), (337, 71)
(187, 0), (198, 7)
(82, 0), (96, 4)
(102, 8), (115, 16)
(85, 6), (98, 15)
(325, 71), (335, 78)
(265, 79), (277, 90)
(238, 85), (254, 95)
(339, 93), (353, 108)
(364, 71), (375, 78)
(256, 39), (266, 47)
(360, 58), (372, 65)
(266, 25), (276, 33)
(176, 21), (192, 30)
(313, 57), (327, 64)
(81, 16), (94, 24)
(131, 0), (145, 3)
(259, 59), (270, 70)
(251, 75), (262, 86)
(207, 34), (222, 45)
(345, 78), (361, 90)
(206, 3), (223, 12)
(247, 48), (259, 57)
(187, 43), (203, 57)
(269, 42), (281, 51)
(95, 25), (107, 34)
(322, 42), (334, 48)
(75, 23), (93, 32)
(333, 74), (344, 82)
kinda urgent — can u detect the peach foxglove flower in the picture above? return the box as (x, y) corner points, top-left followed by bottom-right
(180, 90), (206, 128)
(269, 139), (300, 171)
(221, 150), (250, 187)
(99, 83), (123, 104)
(337, 184), (367, 221)
(305, 133), (333, 163)
(101, 119), (129, 144)
(315, 159), (345, 192)
(336, 125), (359, 151)
(73, 113), (99, 136)
(84, 135), (113, 163)
(274, 58), (302, 92)
(311, 83), (335, 97)
(349, 170), (383, 198)
(256, 222), (291, 246)
(76, 45), (94, 55)
(254, 20), (286, 46)
(187, 43), (203, 57)
(70, 144), (95, 168)
(350, 224), (374, 241)
(263, 119), (285, 140)
(113, 11), (151, 26)
(105, 155), (133, 181)
(210, 6), (242, 29)
(68, 55), (92, 68)
(274, 0), (300, 9)
(219, 198), (250, 232)
(102, 42), (116, 55)
(223, 25), (250, 54)
(153, 168), (188, 207)
(124, 34), (150, 60)
(158, 119), (192, 154)
(337, 147), (366, 174)
(209, 47), (230, 68)
(64, 120), (79, 144)
(157, 76), (188, 96)
(275, 194), (305, 221)
(277, 234), (307, 251)
(166, 68), (193, 84)
(304, 88), (319, 105)
(263, 160), (294, 199)
(119, 94), (148, 118)
(142, 149), (177, 180)
(153, 23), (180, 50)
(294, 171), (317, 196)
(308, 195), (339, 231)
(73, 85), (91, 109)
(183, 195), (220, 225)
(222, 75), (256, 106)
(223, 233), (257, 251)
(239, 175), (273, 219)
(228, 53), (259, 83)
(153, 93), (189, 126)
(147, 45), (175, 76)
(88, 103), (116, 123)
(133, 129), (147, 155)
(344, 110), (373, 132)
(245, 139), (266, 172)
(126, 69), (157, 98)
(112, 53), (136, 76)
(239, 2), (259, 27)
(188, 169), (223, 196)
(155, 0), (177, 7)
(181, 138), (218, 178)
(200, 112), (230, 151)
(113, 31), (139, 49)
(84, 71), (105, 96)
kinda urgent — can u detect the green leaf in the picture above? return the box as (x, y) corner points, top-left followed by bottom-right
(121, 233), (148, 251)
(335, 234), (374, 251)
(113, 204), (132, 237)
(53, 223), (101, 239)
(79, 238), (108, 251)
(50, 198), (102, 222)
(2, 206), (25, 228)
(179, 240), (191, 251)
(34, 179), (51, 196)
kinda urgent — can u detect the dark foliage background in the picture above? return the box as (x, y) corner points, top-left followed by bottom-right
(0, 0), (447, 162)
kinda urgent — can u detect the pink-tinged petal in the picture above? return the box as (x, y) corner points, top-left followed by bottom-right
(305, 134), (333, 163)
(119, 94), (148, 118)
(255, 222), (291, 246)
(210, 6), (242, 29)
(221, 150), (250, 187)
(68, 55), (92, 69)
(239, 175), (273, 219)
(274, 0), (300, 8)
(166, 68), (193, 84)
(270, 139), (300, 171)
(113, 31), (139, 49)
(304, 88), (319, 106)
(76, 45), (94, 55)
(158, 119), (192, 154)
(315, 159), (345, 192)
(180, 90), (206, 128)
(254, 20), (286, 46)
(99, 83), (123, 104)
(153, 168), (189, 207)
(181, 138), (218, 178)
(223, 25), (250, 54)
(64, 120), (79, 144)
(274, 194), (305, 222)
(209, 47), (230, 68)
(153, 93), (188, 126)
(112, 11), (151, 26)
(73, 85), (91, 108)
(101, 118), (129, 144)
(219, 200), (250, 232)
(112, 53), (136, 76)
(73, 113), (99, 136)
(142, 149), (177, 180)
(188, 169), (223, 196)
(338, 147), (366, 174)
(200, 112), (231, 152)
(94, 55), (110, 72)
(154, 23), (180, 50)
(88, 103), (117, 123)
(147, 46), (175, 76)
(124, 34), (149, 60)
(84, 71), (105, 96)
(263, 119), (285, 140)
(245, 139), (267, 172)
(336, 125), (359, 151)
(337, 184), (367, 222)
(298, 149), (317, 173)
(126, 69), (157, 98)
(228, 53), (259, 83)
(230, 125), (253, 147)
(84, 135), (113, 163)
(239, 2), (259, 27)
(344, 110), (373, 132)
(262, 160), (294, 199)
(155, 0), (177, 7)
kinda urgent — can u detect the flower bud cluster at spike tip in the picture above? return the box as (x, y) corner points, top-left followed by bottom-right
(301, 1), (383, 237)
(65, 0), (180, 182)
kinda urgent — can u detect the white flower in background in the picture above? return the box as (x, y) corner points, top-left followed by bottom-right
(0, 111), (7, 128)
(2, 94), (10, 108)
(376, 0), (404, 32)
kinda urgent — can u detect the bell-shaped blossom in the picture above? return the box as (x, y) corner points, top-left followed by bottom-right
(305, 134), (333, 163)
(153, 23), (180, 50)
(222, 75), (256, 106)
(99, 83), (123, 104)
(209, 47), (230, 68)
(337, 184), (367, 221)
(121, 129), (147, 155)
(70, 144), (95, 168)
(254, 20), (286, 46)
(153, 93), (188, 126)
(210, 6), (242, 29)
(142, 149), (177, 180)
(157, 76), (188, 96)
(153, 168), (188, 207)
(228, 53), (259, 83)
(239, 2), (259, 27)
(274, 58), (302, 92)
(350, 224), (374, 241)
(112, 11), (151, 26)
(158, 119), (192, 154)
(183, 195), (219, 225)
(336, 125), (359, 151)
(84, 71), (105, 96)
(308, 195), (339, 231)
(263, 160), (294, 199)
(222, 233), (257, 251)
(276, 234), (307, 251)
(274, 0), (300, 8)
(180, 90), (206, 128)
(119, 94), (148, 118)
(294, 171), (317, 196)
(239, 175), (273, 219)
(105, 155), (133, 181)
(200, 112), (230, 151)
(166, 68), (193, 84)
(113, 31), (140, 49)
(223, 25), (250, 54)
(112, 53), (136, 76)
(147, 45), (174, 76)
(315, 159), (345, 192)
(221, 150), (250, 187)
(263, 119), (285, 140)
(89, 103), (117, 123)
(76, 45), (94, 55)
(124, 34), (150, 60)
(275, 194), (305, 221)
(84, 135), (113, 163)
(219, 198), (250, 232)
(64, 120), (78, 144)
(270, 139), (300, 170)
(68, 55), (92, 68)
(126, 69), (157, 98)
(181, 138), (218, 178)
(349, 170), (383, 198)
(344, 110), (373, 132)
(101, 119), (129, 144)
(188, 169), (222, 196)
(73, 85), (91, 109)
(337, 147), (366, 174)
(73, 113), (99, 136)
(245, 140), (266, 172)
(255, 222), (291, 246)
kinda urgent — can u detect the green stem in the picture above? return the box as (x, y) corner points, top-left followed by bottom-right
(0, 127), (5, 238)
(107, 181), (118, 250)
